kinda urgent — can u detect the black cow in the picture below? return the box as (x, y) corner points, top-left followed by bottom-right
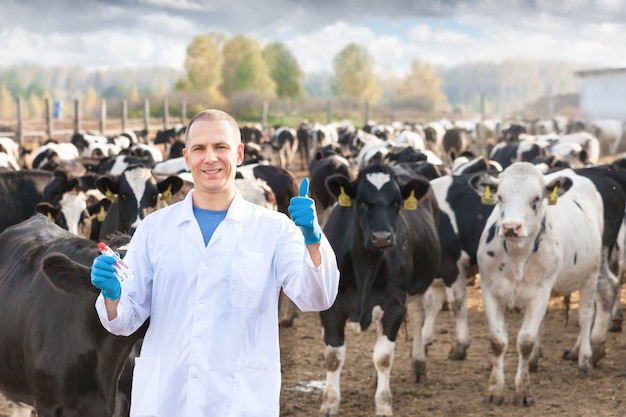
(319, 163), (441, 416)
(271, 127), (299, 170)
(95, 165), (184, 240)
(0, 169), (54, 233)
(0, 214), (147, 416)
(309, 152), (354, 227)
(489, 139), (548, 169)
(235, 163), (298, 217)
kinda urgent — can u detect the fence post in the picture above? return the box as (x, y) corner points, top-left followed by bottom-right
(122, 100), (128, 131)
(326, 100), (332, 124)
(261, 101), (268, 126)
(17, 97), (24, 146)
(181, 101), (186, 125)
(364, 101), (370, 127)
(144, 98), (150, 133)
(74, 99), (81, 134)
(100, 99), (107, 134)
(389, 97), (395, 124)
(45, 97), (53, 138)
(163, 99), (169, 130)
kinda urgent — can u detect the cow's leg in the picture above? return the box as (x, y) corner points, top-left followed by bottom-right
(610, 283), (623, 332)
(320, 309), (347, 417)
(446, 274), (470, 360)
(514, 292), (551, 407)
(374, 304), (404, 416)
(406, 294), (428, 383)
(481, 287), (507, 406)
(573, 275), (597, 376)
(590, 249), (619, 367)
(278, 290), (299, 327)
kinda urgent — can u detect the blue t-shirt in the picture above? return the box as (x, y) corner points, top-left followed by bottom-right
(192, 206), (228, 246)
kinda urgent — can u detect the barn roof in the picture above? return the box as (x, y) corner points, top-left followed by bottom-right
(574, 67), (626, 78)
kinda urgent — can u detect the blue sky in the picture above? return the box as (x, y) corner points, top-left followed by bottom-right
(3, 0), (626, 76)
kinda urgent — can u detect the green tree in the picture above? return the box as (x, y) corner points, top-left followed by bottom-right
(177, 32), (225, 103)
(396, 60), (449, 114)
(83, 86), (100, 116)
(332, 43), (382, 103)
(221, 34), (276, 98)
(262, 42), (304, 99)
(27, 93), (44, 118)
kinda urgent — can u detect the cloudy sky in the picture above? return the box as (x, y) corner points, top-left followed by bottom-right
(3, 0), (626, 76)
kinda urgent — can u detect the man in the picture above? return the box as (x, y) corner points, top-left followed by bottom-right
(90, 109), (340, 417)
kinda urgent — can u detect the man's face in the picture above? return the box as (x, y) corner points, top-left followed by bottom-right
(183, 119), (244, 197)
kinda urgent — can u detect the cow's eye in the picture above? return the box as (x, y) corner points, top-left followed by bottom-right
(531, 196), (540, 205)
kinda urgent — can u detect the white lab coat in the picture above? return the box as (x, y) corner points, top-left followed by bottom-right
(95, 190), (340, 417)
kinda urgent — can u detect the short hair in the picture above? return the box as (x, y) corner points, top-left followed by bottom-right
(184, 109), (241, 146)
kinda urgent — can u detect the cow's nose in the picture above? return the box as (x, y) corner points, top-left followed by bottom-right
(501, 221), (522, 237)
(370, 231), (392, 248)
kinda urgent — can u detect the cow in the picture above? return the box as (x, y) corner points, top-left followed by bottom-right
(271, 126), (299, 170)
(319, 163), (441, 416)
(235, 163), (298, 216)
(0, 169), (54, 233)
(469, 162), (613, 406)
(308, 151), (354, 227)
(0, 214), (147, 416)
(95, 165), (184, 240)
(296, 120), (312, 170)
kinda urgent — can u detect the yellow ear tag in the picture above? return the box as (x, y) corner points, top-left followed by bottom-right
(161, 184), (173, 201)
(548, 185), (558, 205)
(338, 186), (351, 207)
(403, 189), (418, 210)
(96, 205), (107, 222)
(481, 185), (495, 205)
(47, 212), (55, 223)
(105, 188), (116, 202)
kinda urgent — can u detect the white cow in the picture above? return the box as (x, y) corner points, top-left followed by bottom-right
(470, 162), (613, 407)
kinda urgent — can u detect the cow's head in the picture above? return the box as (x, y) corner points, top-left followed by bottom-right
(469, 162), (572, 242)
(96, 165), (184, 235)
(327, 163), (431, 250)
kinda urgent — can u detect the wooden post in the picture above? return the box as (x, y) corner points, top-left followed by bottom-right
(122, 100), (128, 131)
(17, 97), (24, 146)
(326, 100), (332, 124)
(45, 98), (53, 138)
(389, 97), (395, 124)
(364, 102), (370, 127)
(74, 99), (81, 134)
(100, 99), (107, 134)
(144, 98), (150, 133)
(181, 101), (187, 125)
(261, 101), (268, 126)
(163, 99), (169, 130)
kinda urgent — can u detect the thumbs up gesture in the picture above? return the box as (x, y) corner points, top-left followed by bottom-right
(288, 178), (322, 244)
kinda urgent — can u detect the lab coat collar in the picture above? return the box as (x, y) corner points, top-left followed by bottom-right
(175, 189), (248, 226)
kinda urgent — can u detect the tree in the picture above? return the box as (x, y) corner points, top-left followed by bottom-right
(127, 84), (140, 103)
(221, 34), (276, 98)
(177, 32), (226, 103)
(396, 60), (449, 114)
(83, 86), (100, 116)
(332, 43), (382, 103)
(0, 85), (15, 119)
(27, 93), (44, 119)
(262, 42), (304, 99)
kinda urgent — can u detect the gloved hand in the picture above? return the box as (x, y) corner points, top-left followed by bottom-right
(288, 178), (322, 245)
(91, 254), (121, 300)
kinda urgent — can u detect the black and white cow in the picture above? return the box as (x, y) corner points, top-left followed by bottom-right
(95, 165), (184, 240)
(0, 169), (54, 233)
(0, 214), (147, 416)
(235, 163), (298, 216)
(271, 126), (299, 170)
(320, 163), (441, 416)
(469, 162), (613, 407)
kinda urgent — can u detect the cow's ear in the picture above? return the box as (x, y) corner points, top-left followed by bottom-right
(35, 202), (59, 223)
(158, 176), (184, 201)
(468, 172), (500, 205)
(545, 176), (573, 205)
(96, 176), (119, 201)
(401, 177), (431, 209)
(41, 253), (98, 295)
(326, 174), (353, 207)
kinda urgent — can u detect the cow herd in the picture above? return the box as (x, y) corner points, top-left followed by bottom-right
(0, 115), (626, 416)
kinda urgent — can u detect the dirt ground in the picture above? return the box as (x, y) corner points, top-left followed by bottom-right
(278, 281), (626, 417)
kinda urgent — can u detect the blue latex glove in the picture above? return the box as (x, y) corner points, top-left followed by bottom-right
(91, 254), (121, 300)
(288, 178), (322, 244)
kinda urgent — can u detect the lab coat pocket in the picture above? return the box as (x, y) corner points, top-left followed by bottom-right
(232, 358), (280, 416)
(130, 356), (159, 417)
(230, 252), (271, 310)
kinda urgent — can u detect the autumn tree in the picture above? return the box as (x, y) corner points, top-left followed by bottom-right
(0, 85), (15, 118)
(176, 32), (226, 103)
(83, 86), (100, 116)
(395, 60), (449, 114)
(127, 84), (140, 103)
(221, 34), (276, 98)
(262, 42), (304, 99)
(27, 93), (44, 118)
(332, 43), (382, 103)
